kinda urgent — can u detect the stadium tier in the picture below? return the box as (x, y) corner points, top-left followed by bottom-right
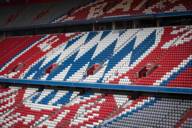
(0, 25), (191, 88)
(54, 0), (192, 23)
(0, 0), (191, 28)
(0, 86), (191, 128)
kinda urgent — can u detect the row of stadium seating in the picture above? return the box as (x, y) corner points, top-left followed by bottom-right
(0, 35), (41, 67)
(0, 85), (191, 128)
(0, 0), (191, 28)
(0, 25), (191, 88)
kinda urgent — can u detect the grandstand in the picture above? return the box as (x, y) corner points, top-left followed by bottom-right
(0, 0), (191, 128)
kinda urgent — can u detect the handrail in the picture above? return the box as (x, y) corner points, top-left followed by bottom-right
(0, 78), (191, 95)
